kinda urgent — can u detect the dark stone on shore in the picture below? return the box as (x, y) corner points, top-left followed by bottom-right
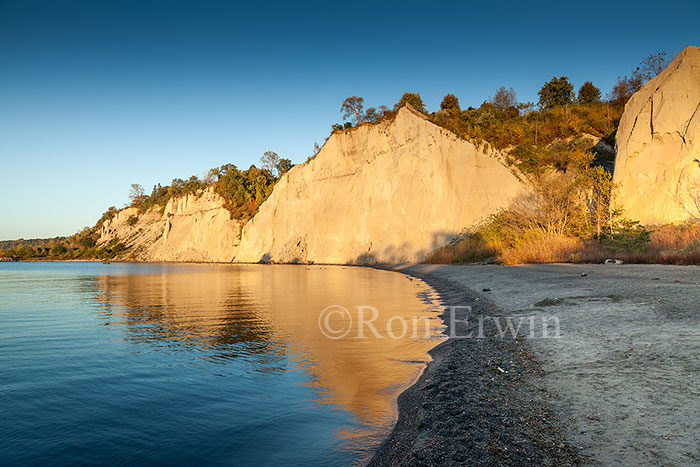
(368, 267), (586, 466)
(534, 297), (564, 307)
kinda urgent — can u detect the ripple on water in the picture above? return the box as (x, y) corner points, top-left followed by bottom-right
(0, 262), (445, 465)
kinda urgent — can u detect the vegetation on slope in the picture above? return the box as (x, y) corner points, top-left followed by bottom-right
(124, 150), (291, 222)
(1, 152), (292, 261)
(415, 52), (700, 265)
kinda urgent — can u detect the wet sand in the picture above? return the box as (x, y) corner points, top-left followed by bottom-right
(370, 263), (700, 466)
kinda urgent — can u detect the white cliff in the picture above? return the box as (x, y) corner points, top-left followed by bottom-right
(98, 187), (241, 262)
(613, 46), (700, 224)
(235, 106), (527, 264)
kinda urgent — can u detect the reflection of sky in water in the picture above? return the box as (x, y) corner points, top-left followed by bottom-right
(0, 262), (443, 465)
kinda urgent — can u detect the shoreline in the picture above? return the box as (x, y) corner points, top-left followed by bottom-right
(369, 264), (584, 466)
(374, 263), (700, 466)
(7, 260), (583, 464)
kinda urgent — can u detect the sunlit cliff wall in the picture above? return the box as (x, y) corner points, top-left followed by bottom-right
(98, 187), (240, 262)
(235, 106), (527, 264)
(613, 46), (700, 224)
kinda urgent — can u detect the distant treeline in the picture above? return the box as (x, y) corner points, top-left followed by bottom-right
(0, 237), (66, 250)
(0, 229), (118, 261)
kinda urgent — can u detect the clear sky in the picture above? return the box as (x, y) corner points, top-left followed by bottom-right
(1, 0), (698, 240)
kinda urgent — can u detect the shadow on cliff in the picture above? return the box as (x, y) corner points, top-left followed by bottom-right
(257, 252), (303, 264)
(352, 230), (460, 266)
(593, 137), (617, 172)
(252, 231), (460, 266)
(259, 253), (272, 263)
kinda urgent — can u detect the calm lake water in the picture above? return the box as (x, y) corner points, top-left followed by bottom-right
(0, 262), (444, 465)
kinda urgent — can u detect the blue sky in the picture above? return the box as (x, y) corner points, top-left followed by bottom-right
(1, 0), (698, 239)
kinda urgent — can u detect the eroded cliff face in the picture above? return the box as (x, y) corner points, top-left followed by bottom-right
(235, 106), (527, 264)
(613, 46), (700, 224)
(99, 187), (241, 262)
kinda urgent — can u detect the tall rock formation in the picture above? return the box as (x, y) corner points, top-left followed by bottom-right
(613, 46), (700, 224)
(98, 187), (240, 262)
(235, 106), (527, 264)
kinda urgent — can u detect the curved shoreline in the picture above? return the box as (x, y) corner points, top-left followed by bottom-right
(369, 265), (585, 466)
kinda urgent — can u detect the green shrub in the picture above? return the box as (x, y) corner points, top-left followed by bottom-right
(213, 164), (276, 220)
(50, 244), (68, 256)
(603, 219), (652, 251)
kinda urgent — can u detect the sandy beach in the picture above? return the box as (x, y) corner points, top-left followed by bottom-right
(371, 263), (700, 466)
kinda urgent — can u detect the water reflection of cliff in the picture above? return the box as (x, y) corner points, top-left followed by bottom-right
(94, 264), (444, 440)
(95, 266), (281, 364)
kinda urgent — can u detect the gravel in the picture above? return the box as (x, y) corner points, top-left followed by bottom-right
(370, 263), (700, 466)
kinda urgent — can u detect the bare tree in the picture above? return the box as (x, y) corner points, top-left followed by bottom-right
(490, 86), (518, 112)
(679, 173), (700, 220)
(364, 107), (379, 123)
(341, 96), (365, 125)
(260, 150), (281, 176)
(584, 166), (615, 238)
(639, 52), (669, 81)
(615, 52), (671, 103)
(129, 183), (145, 205)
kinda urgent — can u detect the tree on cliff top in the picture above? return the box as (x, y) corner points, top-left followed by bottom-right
(260, 151), (281, 177)
(611, 77), (635, 104)
(637, 52), (669, 82)
(214, 164), (276, 220)
(577, 81), (601, 104)
(128, 184), (146, 205)
(537, 76), (574, 109)
(490, 87), (518, 112)
(395, 92), (426, 113)
(259, 152), (292, 178)
(341, 96), (365, 125)
(363, 107), (381, 123)
(440, 93), (460, 112)
(611, 52), (670, 104)
(276, 158), (293, 176)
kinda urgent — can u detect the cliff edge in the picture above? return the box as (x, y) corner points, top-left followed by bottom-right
(614, 46), (700, 224)
(235, 106), (527, 264)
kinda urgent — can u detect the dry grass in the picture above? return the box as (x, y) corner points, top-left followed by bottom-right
(500, 235), (584, 265)
(425, 237), (496, 264)
(425, 223), (700, 266)
(571, 223), (700, 265)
